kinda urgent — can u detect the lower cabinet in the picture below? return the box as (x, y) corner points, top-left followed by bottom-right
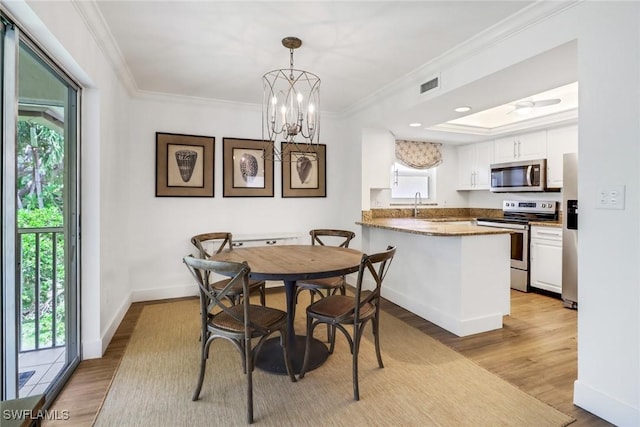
(232, 233), (299, 287)
(529, 226), (562, 294)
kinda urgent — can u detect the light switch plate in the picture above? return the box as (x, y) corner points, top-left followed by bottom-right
(597, 185), (625, 210)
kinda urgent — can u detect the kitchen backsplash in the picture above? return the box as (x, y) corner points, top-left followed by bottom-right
(363, 207), (503, 220)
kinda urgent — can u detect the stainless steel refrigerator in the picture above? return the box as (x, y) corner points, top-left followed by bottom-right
(562, 152), (578, 309)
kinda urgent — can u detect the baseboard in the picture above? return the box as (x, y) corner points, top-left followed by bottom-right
(100, 293), (132, 356)
(81, 339), (103, 360)
(381, 287), (502, 337)
(83, 285), (197, 360)
(574, 379), (640, 426)
(130, 284), (197, 303)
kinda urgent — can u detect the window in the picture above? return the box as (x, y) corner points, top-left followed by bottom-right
(390, 161), (436, 202)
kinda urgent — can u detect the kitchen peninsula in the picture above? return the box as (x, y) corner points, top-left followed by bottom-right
(356, 215), (512, 336)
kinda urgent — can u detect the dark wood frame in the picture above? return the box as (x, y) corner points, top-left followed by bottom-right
(281, 143), (326, 198)
(155, 132), (214, 197)
(223, 138), (274, 197)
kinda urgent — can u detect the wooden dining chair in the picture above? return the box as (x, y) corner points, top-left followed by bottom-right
(295, 229), (355, 302)
(191, 232), (266, 306)
(299, 245), (396, 401)
(295, 229), (356, 341)
(183, 256), (296, 424)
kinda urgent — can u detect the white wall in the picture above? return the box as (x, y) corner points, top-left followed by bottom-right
(355, 2), (640, 425)
(126, 95), (361, 301)
(572, 3), (639, 424)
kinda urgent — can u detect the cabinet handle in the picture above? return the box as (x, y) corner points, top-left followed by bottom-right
(513, 141), (517, 158)
(232, 242), (244, 247)
(393, 169), (398, 186)
(518, 140), (521, 158)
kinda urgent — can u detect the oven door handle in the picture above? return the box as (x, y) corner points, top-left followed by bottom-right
(476, 221), (527, 230)
(526, 165), (533, 186)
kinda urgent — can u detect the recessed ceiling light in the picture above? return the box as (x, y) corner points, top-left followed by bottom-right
(409, 122), (422, 127)
(454, 106), (472, 113)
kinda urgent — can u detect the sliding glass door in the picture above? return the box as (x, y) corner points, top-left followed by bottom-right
(1, 14), (80, 403)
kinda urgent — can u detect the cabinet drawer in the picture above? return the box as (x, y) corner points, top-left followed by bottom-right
(530, 226), (562, 241)
(232, 239), (287, 248)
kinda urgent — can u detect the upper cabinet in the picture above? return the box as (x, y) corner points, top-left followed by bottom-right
(363, 129), (395, 189)
(457, 141), (493, 190)
(546, 125), (578, 188)
(493, 130), (547, 164)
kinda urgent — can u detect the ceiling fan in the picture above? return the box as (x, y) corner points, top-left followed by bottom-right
(510, 98), (561, 115)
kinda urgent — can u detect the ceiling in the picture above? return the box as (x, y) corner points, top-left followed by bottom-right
(86, 1), (577, 144)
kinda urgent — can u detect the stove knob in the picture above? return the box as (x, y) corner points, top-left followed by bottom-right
(541, 203), (546, 208)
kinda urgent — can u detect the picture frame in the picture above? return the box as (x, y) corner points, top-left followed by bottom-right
(155, 132), (215, 197)
(223, 138), (274, 197)
(281, 143), (326, 198)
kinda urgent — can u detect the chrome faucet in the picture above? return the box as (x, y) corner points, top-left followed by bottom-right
(414, 192), (422, 217)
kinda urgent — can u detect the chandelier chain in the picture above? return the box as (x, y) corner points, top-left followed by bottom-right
(289, 48), (295, 80)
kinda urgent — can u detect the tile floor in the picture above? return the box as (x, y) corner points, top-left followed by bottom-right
(18, 346), (65, 397)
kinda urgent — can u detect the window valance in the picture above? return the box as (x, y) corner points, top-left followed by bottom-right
(395, 140), (443, 169)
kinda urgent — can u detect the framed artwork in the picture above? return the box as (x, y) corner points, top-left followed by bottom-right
(223, 138), (274, 197)
(156, 132), (214, 197)
(281, 143), (326, 198)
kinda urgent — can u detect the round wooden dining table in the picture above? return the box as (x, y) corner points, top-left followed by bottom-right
(210, 244), (363, 374)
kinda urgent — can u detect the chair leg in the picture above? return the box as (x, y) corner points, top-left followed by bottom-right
(192, 336), (214, 401)
(259, 284), (266, 306)
(324, 289), (334, 343)
(328, 324), (337, 354)
(240, 341), (247, 374)
(373, 315), (384, 369)
(299, 316), (314, 379)
(245, 337), (253, 424)
(280, 329), (297, 383)
(352, 324), (362, 401)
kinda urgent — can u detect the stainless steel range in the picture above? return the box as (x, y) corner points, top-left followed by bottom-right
(476, 200), (558, 292)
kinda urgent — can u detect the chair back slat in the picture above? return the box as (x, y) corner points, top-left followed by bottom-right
(310, 229), (355, 248)
(351, 245), (396, 323)
(183, 256), (270, 335)
(190, 232), (233, 258)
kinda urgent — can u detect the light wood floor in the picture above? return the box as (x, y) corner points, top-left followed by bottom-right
(44, 290), (611, 426)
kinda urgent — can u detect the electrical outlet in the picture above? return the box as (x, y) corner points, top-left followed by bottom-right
(597, 185), (625, 210)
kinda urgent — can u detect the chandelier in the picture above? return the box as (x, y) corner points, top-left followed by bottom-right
(262, 37), (320, 161)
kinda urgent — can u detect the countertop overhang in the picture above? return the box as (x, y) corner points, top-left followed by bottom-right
(356, 218), (514, 237)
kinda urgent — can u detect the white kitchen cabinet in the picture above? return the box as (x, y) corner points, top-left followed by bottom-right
(457, 141), (493, 190)
(546, 125), (578, 188)
(232, 233), (299, 287)
(493, 130), (547, 163)
(530, 226), (562, 294)
(363, 129), (395, 189)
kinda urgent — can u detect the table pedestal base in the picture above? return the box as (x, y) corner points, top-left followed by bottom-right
(255, 335), (329, 375)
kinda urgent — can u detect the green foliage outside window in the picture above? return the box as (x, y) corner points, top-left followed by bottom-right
(17, 119), (66, 350)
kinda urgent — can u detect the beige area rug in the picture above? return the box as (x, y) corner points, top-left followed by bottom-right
(94, 293), (574, 426)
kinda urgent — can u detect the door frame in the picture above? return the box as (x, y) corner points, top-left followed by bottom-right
(1, 14), (82, 402)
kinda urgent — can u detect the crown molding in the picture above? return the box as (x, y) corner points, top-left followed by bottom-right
(71, 0), (138, 95)
(72, 0), (579, 120)
(344, 1), (581, 117)
(429, 108), (578, 137)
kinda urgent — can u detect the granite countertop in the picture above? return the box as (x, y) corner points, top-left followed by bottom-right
(355, 218), (513, 237)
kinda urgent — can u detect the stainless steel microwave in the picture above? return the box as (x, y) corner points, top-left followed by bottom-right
(490, 159), (546, 192)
